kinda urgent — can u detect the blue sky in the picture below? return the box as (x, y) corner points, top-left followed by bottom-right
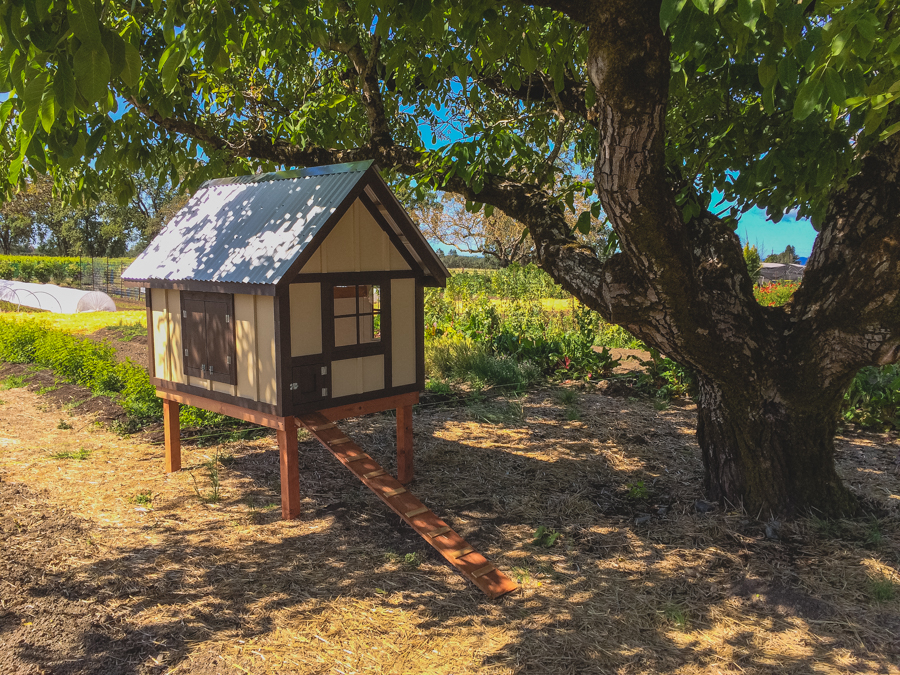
(736, 207), (817, 258)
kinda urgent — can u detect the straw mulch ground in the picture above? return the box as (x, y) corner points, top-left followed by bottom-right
(0, 365), (898, 674)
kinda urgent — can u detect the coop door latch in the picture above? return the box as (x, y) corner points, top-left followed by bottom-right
(226, 356), (231, 365)
(322, 387), (328, 397)
(184, 348), (188, 356)
(182, 310), (186, 318)
(290, 382), (298, 391)
(321, 366), (328, 375)
(225, 314), (230, 323)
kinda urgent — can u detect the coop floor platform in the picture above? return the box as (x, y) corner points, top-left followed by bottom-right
(297, 412), (518, 600)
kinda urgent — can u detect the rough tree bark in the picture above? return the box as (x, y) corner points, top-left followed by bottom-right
(130, 0), (900, 518)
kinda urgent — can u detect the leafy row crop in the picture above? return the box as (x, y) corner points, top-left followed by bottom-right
(0, 318), (225, 431)
(0, 255), (136, 285)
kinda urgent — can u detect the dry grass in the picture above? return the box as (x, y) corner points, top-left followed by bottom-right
(1, 379), (899, 674)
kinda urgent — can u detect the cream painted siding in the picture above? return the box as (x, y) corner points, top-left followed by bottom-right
(391, 279), (417, 387)
(299, 199), (411, 274)
(234, 294), (258, 400)
(151, 290), (277, 404)
(290, 283), (322, 356)
(255, 295), (278, 404)
(332, 355), (385, 399)
(150, 288), (170, 379)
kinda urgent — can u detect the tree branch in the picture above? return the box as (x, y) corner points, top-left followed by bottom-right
(478, 70), (590, 122)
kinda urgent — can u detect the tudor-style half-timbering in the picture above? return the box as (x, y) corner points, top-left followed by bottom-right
(124, 161), (447, 419)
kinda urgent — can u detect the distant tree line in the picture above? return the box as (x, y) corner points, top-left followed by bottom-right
(764, 245), (801, 265)
(0, 173), (187, 258)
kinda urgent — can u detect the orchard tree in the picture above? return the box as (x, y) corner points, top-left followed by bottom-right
(2, 0), (899, 516)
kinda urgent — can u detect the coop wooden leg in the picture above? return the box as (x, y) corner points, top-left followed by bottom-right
(397, 403), (414, 484)
(278, 416), (301, 520)
(163, 399), (181, 473)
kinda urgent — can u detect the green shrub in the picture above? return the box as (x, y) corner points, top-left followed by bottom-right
(33, 261), (52, 284)
(0, 318), (162, 425)
(17, 260), (35, 282)
(0, 260), (13, 280)
(843, 365), (900, 431)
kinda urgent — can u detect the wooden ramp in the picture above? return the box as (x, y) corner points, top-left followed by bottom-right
(297, 412), (518, 599)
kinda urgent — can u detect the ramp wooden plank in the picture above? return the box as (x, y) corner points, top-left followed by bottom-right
(297, 412), (517, 600)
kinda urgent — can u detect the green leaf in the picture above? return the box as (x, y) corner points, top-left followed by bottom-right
(73, 43), (111, 103)
(120, 41), (141, 88)
(777, 56), (798, 90)
(520, 42), (537, 73)
(54, 59), (77, 112)
(575, 211), (591, 235)
(758, 55), (776, 88)
(102, 29), (127, 78)
(738, 0), (760, 32)
(40, 86), (55, 133)
(68, 0), (101, 48)
(21, 71), (47, 133)
(326, 92), (346, 107)
(161, 47), (181, 93)
(8, 152), (24, 184)
(0, 99), (14, 127)
(691, 0), (709, 13)
(660, 0), (688, 31)
(761, 0), (775, 17)
(879, 122), (900, 141)
(793, 79), (821, 121)
(823, 67), (846, 106)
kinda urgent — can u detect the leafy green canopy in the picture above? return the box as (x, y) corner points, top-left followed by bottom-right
(0, 0), (897, 230)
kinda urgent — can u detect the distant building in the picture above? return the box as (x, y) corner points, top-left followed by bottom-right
(759, 262), (805, 283)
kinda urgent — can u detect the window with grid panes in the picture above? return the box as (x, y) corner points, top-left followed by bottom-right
(333, 284), (381, 348)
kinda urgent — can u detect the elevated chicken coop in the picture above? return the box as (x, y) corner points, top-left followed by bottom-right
(123, 162), (516, 598)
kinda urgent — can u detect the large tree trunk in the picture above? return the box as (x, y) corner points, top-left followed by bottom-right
(695, 376), (857, 517)
(521, 0), (900, 518)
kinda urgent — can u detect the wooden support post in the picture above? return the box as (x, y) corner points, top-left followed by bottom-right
(397, 403), (414, 484)
(163, 399), (181, 473)
(278, 416), (301, 520)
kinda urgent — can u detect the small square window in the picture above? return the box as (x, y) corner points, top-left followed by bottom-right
(334, 284), (380, 347)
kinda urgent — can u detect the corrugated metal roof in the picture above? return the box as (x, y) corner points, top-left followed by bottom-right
(122, 162), (373, 286)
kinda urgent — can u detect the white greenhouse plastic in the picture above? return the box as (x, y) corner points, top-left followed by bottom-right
(0, 280), (117, 313)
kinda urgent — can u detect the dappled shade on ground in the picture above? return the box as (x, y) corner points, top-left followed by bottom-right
(0, 369), (898, 673)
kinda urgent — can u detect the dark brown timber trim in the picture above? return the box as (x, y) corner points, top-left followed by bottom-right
(291, 271), (416, 284)
(291, 383), (420, 417)
(316, 391), (419, 422)
(150, 377), (279, 416)
(364, 176), (448, 285)
(124, 278), (275, 295)
(273, 288), (292, 417)
(145, 289), (156, 379)
(415, 278), (425, 390)
(358, 190), (424, 273)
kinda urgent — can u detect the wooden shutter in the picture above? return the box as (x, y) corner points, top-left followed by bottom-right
(181, 292), (236, 385)
(182, 298), (206, 378)
(205, 299), (234, 384)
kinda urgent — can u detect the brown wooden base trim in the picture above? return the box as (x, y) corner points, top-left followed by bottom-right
(297, 412), (517, 599)
(278, 417), (301, 520)
(151, 378), (279, 416)
(292, 384), (420, 417)
(155, 386), (285, 430)
(315, 391), (420, 422)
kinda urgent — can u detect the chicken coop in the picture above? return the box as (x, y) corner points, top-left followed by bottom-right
(122, 162), (516, 598)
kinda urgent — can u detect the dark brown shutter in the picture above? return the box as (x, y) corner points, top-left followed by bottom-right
(183, 298), (205, 378)
(181, 292), (236, 384)
(204, 300), (232, 383)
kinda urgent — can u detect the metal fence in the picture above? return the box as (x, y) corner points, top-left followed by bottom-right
(75, 257), (144, 301)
